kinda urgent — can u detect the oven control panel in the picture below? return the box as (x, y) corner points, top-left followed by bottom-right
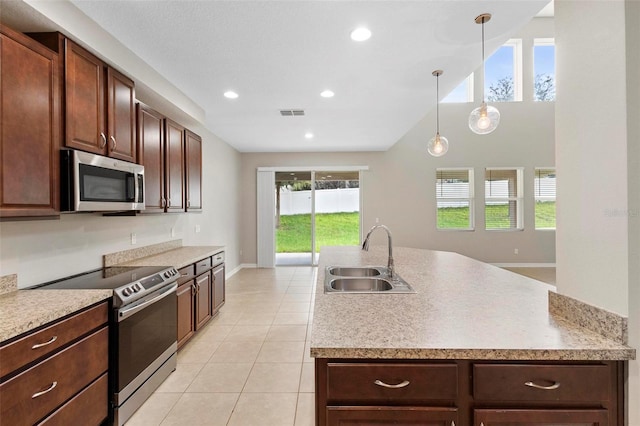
(114, 267), (178, 306)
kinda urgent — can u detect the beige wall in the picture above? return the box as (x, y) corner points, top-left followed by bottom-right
(555, 1), (639, 422)
(240, 18), (556, 266)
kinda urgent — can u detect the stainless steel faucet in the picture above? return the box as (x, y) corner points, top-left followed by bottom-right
(362, 224), (394, 278)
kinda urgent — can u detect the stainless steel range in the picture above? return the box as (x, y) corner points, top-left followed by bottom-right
(35, 265), (179, 426)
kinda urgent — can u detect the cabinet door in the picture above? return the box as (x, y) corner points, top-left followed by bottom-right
(184, 130), (202, 211)
(164, 119), (185, 212)
(0, 25), (60, 218)
(212, 264), (225, 314)
(137, 103), (165, 212)
(107, 67), (135, 162)
(326, 406), (457, 425)
(177, 282), (195, 349)
(474, 409), (609, 426)
(194, 273), (212, 330)
(64, 39), (106, 154)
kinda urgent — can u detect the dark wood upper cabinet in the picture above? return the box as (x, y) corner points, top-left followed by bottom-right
(0, 24), (60, 218)
(35, 36), (136, 163)
(164, 119), (185, 212)
(107, 67), (136, 162)
(137, 103), (165, 213)
(185, 130), (202, 211)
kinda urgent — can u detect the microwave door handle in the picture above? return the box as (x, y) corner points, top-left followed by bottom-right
(117, 283), (177, 322)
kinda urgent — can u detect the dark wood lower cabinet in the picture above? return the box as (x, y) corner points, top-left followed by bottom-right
(327, 406), (457, 425)
(474, 408), (609, 426)
(176, 253), (226, 349)
(315, 359), (624, 426)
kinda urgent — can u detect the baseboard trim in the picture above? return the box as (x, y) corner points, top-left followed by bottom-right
(491, 263), (556, 268)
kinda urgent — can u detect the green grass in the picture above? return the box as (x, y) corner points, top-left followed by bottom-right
(437, 201), (556, 229)
(276, 212), (360, 253)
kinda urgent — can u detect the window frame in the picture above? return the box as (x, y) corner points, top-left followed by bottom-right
(435, 167), (475, 231)
(534, 167), (556, 230)
(533, 38), (556, 102)
(484, 167), (524, 231)
(484, 38), (523, 102)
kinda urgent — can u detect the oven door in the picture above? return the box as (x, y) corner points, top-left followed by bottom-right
(113, 283), (177, 404)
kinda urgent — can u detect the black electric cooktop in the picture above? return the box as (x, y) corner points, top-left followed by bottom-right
(33, 265), (174, 291)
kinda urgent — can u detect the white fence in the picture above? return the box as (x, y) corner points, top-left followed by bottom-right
(279, 188), (359, 215)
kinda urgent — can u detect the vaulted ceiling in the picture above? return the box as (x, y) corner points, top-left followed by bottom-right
(4, 0), (551, 152)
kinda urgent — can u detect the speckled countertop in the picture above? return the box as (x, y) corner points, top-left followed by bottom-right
(112, 245), (224, 269)
(310, 246), (636, 361)
(0, 244), (225, 344)
(0, 288), (112, 343)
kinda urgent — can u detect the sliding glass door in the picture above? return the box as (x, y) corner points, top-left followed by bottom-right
(274, 170), (361, 266)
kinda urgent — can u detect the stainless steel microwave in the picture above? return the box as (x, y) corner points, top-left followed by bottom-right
(61, 149), (145, 212)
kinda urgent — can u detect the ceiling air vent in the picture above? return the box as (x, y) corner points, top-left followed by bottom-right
(280, 109), (305, 116)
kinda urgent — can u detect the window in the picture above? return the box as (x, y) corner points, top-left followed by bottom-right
(534, 168), (556, 229)
(442, 74), (473, 103)
(485, 39), (522, 102)
(485, 168), (523, 230)
(436, 168), (474, 230)
(534, 38), (556, 101)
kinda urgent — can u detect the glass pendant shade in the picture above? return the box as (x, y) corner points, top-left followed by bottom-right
(427, 133), (449, 157)
(469, 13), (500, 135)
(469, 102), (500, 134)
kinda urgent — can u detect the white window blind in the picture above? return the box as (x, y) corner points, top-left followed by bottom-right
(534, 168), (556, 229)
(436, 168), (474, 230)
(485, 168), (523, 230)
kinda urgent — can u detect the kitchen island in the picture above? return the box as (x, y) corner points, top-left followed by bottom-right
(310, 246), (635, 425)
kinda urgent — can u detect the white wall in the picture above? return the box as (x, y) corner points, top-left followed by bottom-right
(0, 2), (243, 287)
(555, 1), (638, 423)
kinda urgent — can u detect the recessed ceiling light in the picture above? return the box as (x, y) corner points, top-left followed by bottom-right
(320, 90), (335, 98)
(223, 91), (238, 99)
(305, 132), (314, 139)
(350, 27), (371, 42)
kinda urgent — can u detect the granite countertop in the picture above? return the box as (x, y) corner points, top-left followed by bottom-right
(112, 245), (225, 269)
(0, 288), (112, 343)
(310, 246), (636, 361)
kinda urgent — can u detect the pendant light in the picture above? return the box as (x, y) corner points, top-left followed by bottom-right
(427, 70), (449, 157)
(469, 13), (500, 135)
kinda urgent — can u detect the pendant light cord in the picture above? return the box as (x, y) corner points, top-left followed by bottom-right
(436, 73), (440, 134)
(481, 17), (486, 103)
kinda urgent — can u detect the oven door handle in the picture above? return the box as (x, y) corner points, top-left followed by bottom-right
(117, 283), (177, 322)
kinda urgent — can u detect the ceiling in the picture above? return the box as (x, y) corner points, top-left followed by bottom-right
(4, 0), (550, 152)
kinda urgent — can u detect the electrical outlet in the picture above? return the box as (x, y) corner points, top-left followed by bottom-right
(131, 233), (137, 245)
(514, 248), (519, 255)
(375, 217), (379, 223)
(171, 227), (175, 237)
(195, 225), (201, 233)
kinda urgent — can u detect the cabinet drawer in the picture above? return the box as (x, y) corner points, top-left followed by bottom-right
(473, 364), (610, 403)
(177, 265), (195, 285)
(0, 302), (108, 378)
(327, 406), (458, 425)
(38, 373), (108, 426)
(212, 252), (225, 267)
(0, 327), (108, 425)
(327, 363), (457, 403)
(195, 257), (212, 275)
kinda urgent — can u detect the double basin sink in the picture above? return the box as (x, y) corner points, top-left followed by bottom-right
(324, 266), (415, 294)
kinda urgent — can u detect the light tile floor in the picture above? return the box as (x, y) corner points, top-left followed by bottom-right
(126, 266), (317, 426)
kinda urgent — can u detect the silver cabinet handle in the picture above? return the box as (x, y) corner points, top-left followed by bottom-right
(110, 135), (117, 151)
(31, 336), (57, 349)
(373, 379), (410, 389)
(525, 380), (560, 390)
(32, 381), (57, 399)
(100, 133), (107, 148)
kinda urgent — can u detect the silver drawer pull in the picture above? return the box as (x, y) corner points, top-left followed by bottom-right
(31, 336), (57, 349)
(374, 379), (410, 389)
(32, 381), (57, 399)
(525, 380), (560, 390)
